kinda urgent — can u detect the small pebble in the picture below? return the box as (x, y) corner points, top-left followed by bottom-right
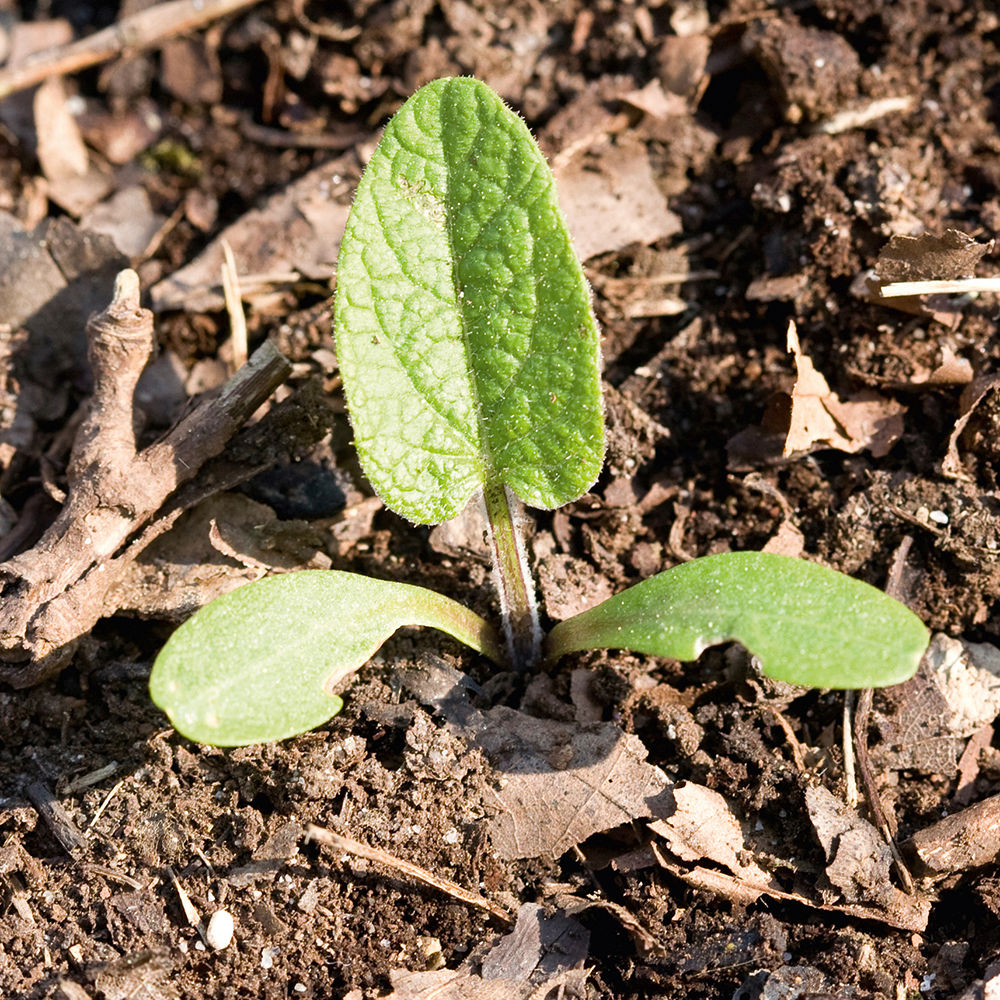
(929, 510), (949, 525)
(206, 909), (235, 950)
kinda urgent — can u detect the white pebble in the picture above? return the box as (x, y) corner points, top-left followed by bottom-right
(929, 510), (949, 525)
(206, 909), (235, 950)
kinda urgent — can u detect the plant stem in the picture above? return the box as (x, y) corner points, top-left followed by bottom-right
(481, 480), (541, 669)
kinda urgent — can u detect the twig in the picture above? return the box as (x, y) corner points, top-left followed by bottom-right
(0, 269), (293, 687)
(853, 688), (914, 894)
(879, 277), (1000, 298)
(305, 824), (514, 927)
(0, 0), (265, 101)
(763, 704), (807, 774)
(842, 690), (858, 807)
(26, 782), (87, 859)
(221, 240), (248, 371)
(85, 780), (124, 836)
(849, 536), (918, 892)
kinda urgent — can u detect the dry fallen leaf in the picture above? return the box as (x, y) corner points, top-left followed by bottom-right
(554, 136), (681, 261)
(383, 904), (589, 1000)
(648, 781), (780, 890)
(783, 320), (905, 458)
(805, 783), (895, 906)
(151, 154), (355, 312)
(34, 76), (112, 216)
(874, 229), (991, 284)
(468, 706), (674, 861)
(942, 373), (1000, 479)
(923, 633), (1000, 738)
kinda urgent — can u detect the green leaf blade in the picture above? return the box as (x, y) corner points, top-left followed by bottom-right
(545, 552), (929, 689)
(334, 77), (604, 523)
(149, 570), (503, 746)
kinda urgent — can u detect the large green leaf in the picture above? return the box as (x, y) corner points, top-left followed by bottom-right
(334, 77), (604, 523)
(544, 552), (929, 689)
(149, 571), (504, 746)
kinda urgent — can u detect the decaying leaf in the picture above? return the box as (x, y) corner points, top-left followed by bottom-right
(942, 373), (1000, 479)
(648, 781), (780, 890)
(924, 633), (1000, 738)
(783, 321), (905, 458)
(873, 659), (964, 775)
(805, 783), (895, 906)
(874, 229), (991, 284)
(106, 493), (331, 619)
(383, 904), (589, 999)
(150, 154), (355, 312)
(553, 135), (681, 260)
(34, 76), (112, 216)
(460, 706), (674, 861)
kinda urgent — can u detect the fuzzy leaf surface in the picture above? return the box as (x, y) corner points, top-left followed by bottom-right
(149, 571), (503, 746)
(545, 552), (929, 689)
(334, 77), (604, 523)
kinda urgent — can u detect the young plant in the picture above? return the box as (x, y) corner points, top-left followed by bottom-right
(149, 78), (929, 746)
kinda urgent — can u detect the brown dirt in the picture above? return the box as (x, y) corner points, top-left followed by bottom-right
(3, 1), (1000, 998)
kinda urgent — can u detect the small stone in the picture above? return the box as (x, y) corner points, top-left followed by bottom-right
(206, 909), (235, 950)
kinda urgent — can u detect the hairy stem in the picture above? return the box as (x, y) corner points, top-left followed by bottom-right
(481, 480), (541, 669)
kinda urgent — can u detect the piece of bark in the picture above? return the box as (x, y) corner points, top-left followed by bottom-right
(905, 793), (1000, 876)
(0, 269), (293, 687)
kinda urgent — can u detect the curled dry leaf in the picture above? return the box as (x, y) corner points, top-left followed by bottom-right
(942, 373), (1000, 479)
(783, 321), (905, 458)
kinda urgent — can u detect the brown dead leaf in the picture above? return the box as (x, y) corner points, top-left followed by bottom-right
(384, 968), (589, 1000)
(384, 904), (589, 999)
(872, 658), (963, 775)
(151, 154), (355, 312)
(805, 784), (895, 905)
(942, 373), (1000, 479)
(468, 706), (674, 860)
(648, 781), (780, 890)
(554, 136), (682, 261)
(34, 76), (111, 216)
(80, 186), (165, 259)
(783, 321), (905, 458)
(874, 229), (991, 284)
(107, 493), (329, 619)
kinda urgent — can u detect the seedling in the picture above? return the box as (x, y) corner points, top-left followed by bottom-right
(149, 78), (929, 746)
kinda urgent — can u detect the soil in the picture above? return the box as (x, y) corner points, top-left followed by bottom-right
(2, 1), (1000, 998)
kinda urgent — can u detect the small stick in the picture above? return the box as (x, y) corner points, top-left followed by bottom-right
(842, 690), (858, 807)
(165, 866), (209, 947)
(0, 269), (293, 687)
(879, 277), (1000, 298)
(851, 535), (916, 892)
(220, 240), (248, 371)
(0, 0), (265, 101)
(84, 780), (124, 836)
(26, 782), (87, 859)
(305, 824), (513, 927)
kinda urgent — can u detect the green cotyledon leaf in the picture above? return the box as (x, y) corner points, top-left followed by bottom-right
(149, 571), (504, 746)
(544, 552), (929, 689)
(333, 77), (604, 524)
